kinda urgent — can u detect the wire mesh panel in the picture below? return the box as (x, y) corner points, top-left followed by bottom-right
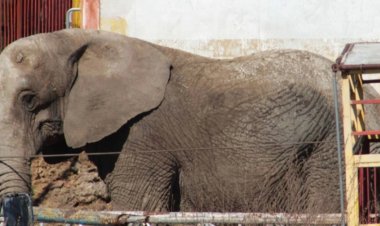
(0, 0), (72, 50)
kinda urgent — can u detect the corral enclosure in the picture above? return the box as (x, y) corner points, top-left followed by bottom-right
(100, 0), (380, 60)
(2, 1), (380, 225)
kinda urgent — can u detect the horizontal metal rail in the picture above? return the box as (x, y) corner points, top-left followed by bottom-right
(0, 207), (344, 225)
(352, 99), (380, 104)
(353, 130), (380, 136)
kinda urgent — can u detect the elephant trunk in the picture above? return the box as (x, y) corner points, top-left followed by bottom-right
(0, 119), (32, 201)
(0, 156), (31, 199)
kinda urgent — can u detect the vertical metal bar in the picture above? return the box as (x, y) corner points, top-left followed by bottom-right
(54, 0), (58, 30)
(367, 167), (370, 223)
(26, 0), (29, 35)
(46, 0), (53, 32)
(12, 0), (14, 40)
(58, 0), (61, 29)
(9, 0), (13, 43)
(359, 168), (364, 222)
(59, 0), (63, 29)
(14, 0), (16, 39)
(42, 0), (48, 32)
(23, 0), (26, 36)
(8, 0), (11, 43)
(52, 0), (55, 30)
(35, 0), (41, 33)
(33, 0), (39, 34)
(374, 168), (377, 223)
(16, 0), (22, 39)
(31, 0), (33, 35)
(333, 72), (346, 226)
(4, 2), (9, 46)
(376, 168), (379, 223)
(6, 0), (9, 45)
(35, 0), (38, 34)
(45, 0), (48, 32)
(0, 0), (3, 49)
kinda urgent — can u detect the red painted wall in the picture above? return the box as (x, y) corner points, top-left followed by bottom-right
(0, 0), (72, 50)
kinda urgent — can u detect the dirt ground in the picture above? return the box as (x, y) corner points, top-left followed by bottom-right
(31, 152), (112, 210)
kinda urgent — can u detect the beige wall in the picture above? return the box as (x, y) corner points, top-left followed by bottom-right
(100, 0), (380, 61)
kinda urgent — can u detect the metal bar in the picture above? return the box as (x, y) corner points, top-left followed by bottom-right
(355, 155), (380, 168)
(367, 167), (370, 223)
(333, 72), (346, 226)
(0, 0), (3, 49)
(35, 0), (39, 33)
(375, 168), (378, 223)
(65, 8), (80, 28)
(23, 0), (26, 36)
(363, 79), (380, 84)
(16, 0), (22, 39)
(5, 0), (8, 46)
(38, 0), (46, 33)
(34, 0), (37, 34)
(9, 0), (13, 44)
(360, 168), (364, 222)
(353, 131), (380, 136)
(352, 99), (380, 105)
(4, 0), (7, 46)
(27, 208), (344, 225)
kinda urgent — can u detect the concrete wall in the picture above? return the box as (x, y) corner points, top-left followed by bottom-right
(100, 0), (380, 60)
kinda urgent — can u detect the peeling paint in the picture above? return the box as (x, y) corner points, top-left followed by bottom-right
(101, 17), (128, 35)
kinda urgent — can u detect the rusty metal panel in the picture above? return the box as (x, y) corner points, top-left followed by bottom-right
(0, 0), (72, 51)
(334, 43), (380, 73)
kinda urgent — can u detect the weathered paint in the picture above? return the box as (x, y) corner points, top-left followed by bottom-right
(150, 38), (370, 60)
(99, 0), (380, 61)
(71, 0), (81, 28)
(81, 0), (100, 29)
(100, 17), (128, 35)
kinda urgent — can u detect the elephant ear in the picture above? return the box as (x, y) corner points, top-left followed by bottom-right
(63, 35), (171, 148)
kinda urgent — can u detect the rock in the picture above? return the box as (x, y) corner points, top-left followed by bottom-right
(31, 152), (111, 210)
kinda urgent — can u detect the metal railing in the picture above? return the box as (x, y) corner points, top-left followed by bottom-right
(0, 207), (343, 225)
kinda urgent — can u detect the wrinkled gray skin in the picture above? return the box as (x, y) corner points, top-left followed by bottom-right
(0, 29), (374, 213)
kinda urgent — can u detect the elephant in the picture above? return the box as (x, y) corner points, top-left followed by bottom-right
(0, 29), (358, 214)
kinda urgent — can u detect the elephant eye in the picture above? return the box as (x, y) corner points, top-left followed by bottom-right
(19, 92), (38, 111)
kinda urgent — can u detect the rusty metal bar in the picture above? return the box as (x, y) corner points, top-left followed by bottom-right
(26, 208), (344, 225)
(375, 168), (378, 222)
(4, 0), (7, 46)
(351, 99), (380, 104)
(367, 168), (370, 222)
(0, 0), (3, 49)
(353, 130), (380, 136)
(16, 0), (22, 39)
(9, 0), (12, 44)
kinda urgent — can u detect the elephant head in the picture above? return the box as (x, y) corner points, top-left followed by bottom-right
(0, 29), (171, 200)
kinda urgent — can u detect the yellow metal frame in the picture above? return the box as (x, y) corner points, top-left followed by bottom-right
(342, 72), (361, 226)
(342, 72), (380, 226)
(72, 0), (81, 28)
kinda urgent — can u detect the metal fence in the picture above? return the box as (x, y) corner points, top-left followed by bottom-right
(0, 0), (72, 50)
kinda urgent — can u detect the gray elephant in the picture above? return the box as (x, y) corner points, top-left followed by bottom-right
(0, 29), (344, 213)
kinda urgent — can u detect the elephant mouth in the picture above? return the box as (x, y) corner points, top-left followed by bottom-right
(37, 120), (63, 146)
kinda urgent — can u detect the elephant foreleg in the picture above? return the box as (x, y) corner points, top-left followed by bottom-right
(105, 151), (179, 211)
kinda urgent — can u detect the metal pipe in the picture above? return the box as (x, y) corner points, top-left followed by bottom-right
(65, 8), (80, 29)
(333, 71), (346, 226)
(29, 208), (344, 225)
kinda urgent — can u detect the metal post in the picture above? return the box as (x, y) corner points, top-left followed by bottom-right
(333, 72), (346, 226)
(65, 8), (80, 29)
